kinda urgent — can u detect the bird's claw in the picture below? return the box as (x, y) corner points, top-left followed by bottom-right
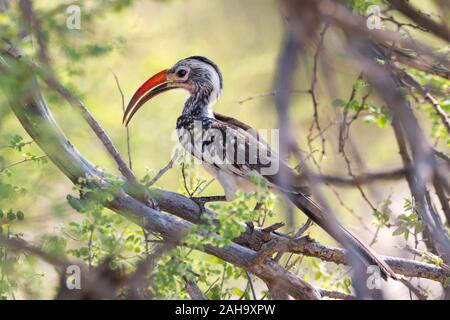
(147, 197), (159, 210)
(189, 195), (227, 213)
(190, 197), (207, 213)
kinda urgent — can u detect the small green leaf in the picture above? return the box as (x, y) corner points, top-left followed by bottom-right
(16, 211), (24, 221)
(354, 79), (367, 91)
(376, 116), (387, 128)
(332, 99), (346, 108)
(7, 210), (16, 221)
(232, 287), (244, 296)
(346, 99), (360, 111)
(314, 271), (322, 281)
(444, 277), (450, 288)
(392, 226), (405, 236)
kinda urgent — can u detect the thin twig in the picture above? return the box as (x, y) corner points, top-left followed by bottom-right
(237, 90), (309, 105)
(246, 272), (257, 300)
(146, 150), (179, 187)
(87, 222), (96, 270)
(307, 25), (328, 160)
(0, 155), (46, 173)
(314, 167), (408, 186)
(0, 141), (32, 149)
(338, 73), (363, 153)
(112, 71), (133, 170)
(400, 70), (450, 133)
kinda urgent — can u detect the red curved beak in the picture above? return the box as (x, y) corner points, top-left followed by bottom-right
(123, 69), (174, 126)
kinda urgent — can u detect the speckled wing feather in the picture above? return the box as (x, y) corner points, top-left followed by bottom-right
(213, 113), (311, 194)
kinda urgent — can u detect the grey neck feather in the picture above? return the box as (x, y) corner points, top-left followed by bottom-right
(182, 86), (215, 118)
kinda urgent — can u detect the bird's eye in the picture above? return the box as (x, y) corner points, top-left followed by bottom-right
(176, 69), (187, 78)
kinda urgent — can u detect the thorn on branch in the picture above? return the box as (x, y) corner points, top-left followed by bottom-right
(294, 219), (312, 238)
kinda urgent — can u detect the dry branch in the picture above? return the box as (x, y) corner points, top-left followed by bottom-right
(388, 0), (450, 42)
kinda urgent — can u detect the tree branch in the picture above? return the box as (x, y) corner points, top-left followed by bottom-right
(388, 0), (450, 42)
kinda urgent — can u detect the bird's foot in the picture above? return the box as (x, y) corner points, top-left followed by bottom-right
(190, 195), (227, 213)
(147, 197), (159, 210)
(191, 195), (227, 203)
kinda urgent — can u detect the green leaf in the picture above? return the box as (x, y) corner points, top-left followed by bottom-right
(7, 210), (16, 221)
(311, 259), (320, 269)
(16, 211), (24, 221)
(232, 287), (244, 296)
(354, 79), (367, 91)
(376, 116), (387, 128)
(444, 277), (450, 288)
(415, 222), (425, 234)
(314, 271), (322, 281)
(392, 226), (405, 236)
(0, 183), (16, 199)
(207, 284), (222, 300)
(41, 235), (67, 257)
(332, 99), (346, 108)
(346, 99), (360, 111)
(67, 195), (84, 212)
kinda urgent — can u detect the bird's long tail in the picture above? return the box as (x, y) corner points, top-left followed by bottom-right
(285, 192), (398, 280)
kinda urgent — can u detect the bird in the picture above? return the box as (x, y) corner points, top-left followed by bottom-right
(122, 56), (398, 280)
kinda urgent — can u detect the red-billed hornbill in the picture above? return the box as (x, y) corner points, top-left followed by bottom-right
(123, 56), (397, 280)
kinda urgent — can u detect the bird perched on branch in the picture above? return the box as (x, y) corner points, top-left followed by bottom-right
(123, 56), (398, 280)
